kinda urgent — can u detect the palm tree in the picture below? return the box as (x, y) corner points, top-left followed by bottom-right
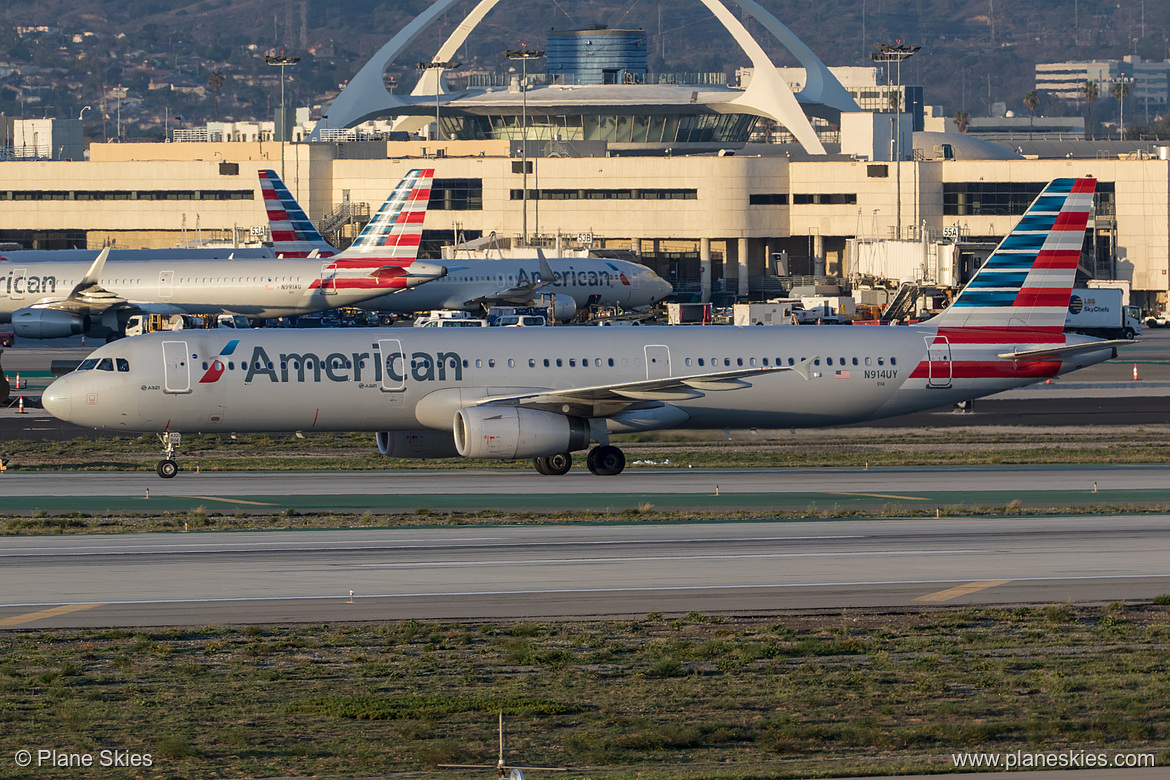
(207, 70), (226, 117)
(1082, 80), (1099, 140)
(1022, 90), (1040, 140)
(1111, 80), (1132, 140)
(953, 111), (970, 134)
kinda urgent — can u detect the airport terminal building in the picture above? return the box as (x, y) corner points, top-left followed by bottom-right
(1, 0), (1168, 313)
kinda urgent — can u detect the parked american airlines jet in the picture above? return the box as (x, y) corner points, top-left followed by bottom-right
(355, 250), (673, 320)
(2, 170), (444, 340)
(45, 179), (1121, 479)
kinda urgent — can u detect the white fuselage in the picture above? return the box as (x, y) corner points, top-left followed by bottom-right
(357, 257), (673, 312)
(43, 325), (1114, 437)
(0, 256), (421, 322)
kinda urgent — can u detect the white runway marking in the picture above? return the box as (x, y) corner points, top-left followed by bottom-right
(1, 573), (1164, 610)
(0, 534), (864, 557)
(355, 549), (978, 568)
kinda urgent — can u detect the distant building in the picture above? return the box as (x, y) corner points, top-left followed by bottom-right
(1036, 56), (1170, 109)
(0, 117), (84, 160)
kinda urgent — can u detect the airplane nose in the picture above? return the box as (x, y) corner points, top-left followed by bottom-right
(404, 261), (447, 287)
(41, 376), (74, 422)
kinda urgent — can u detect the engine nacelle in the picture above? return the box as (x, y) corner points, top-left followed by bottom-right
(11, 308), (85, 339)
(541, 293), (577, 322)
(454, 406), (589, 459)
(375, 430), (460, 459)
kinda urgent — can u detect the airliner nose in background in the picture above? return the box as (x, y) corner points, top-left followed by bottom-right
(44, 179), (1121, 480)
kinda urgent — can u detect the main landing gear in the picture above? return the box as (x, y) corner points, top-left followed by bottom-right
(533, 452), (572, 476)
(156, 431), (181, 479)
(533, 446), (626, 476)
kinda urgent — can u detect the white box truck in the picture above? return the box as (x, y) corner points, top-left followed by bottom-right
(1065, 289), (1142, 340)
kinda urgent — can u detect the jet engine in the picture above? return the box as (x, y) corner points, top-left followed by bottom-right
(454, 406), (589, 459)
(539, 293), (577, 322)
(11, 308), (86, 339)
(376, 430), (460, 459)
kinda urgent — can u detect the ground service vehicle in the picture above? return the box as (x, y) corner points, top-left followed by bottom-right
(1064, 288), (1141, 339)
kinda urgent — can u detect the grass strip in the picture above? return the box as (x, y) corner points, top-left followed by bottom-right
(0, 605), (1167, 778)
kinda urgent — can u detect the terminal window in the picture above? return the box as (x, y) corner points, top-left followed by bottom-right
(792, 193), (857, 205)
(428, 179), (483, 211)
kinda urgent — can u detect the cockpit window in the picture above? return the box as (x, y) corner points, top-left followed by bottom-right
(116, 358), (130, 372)
(76, 358), (99, 371)
(96, 358), (114, 371)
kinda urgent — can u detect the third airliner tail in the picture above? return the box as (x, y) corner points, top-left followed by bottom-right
(341, 169), (434, 259)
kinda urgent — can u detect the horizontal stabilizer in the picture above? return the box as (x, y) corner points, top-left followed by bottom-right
(997, 340), (1124, 361)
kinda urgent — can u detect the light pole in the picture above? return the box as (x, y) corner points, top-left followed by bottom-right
(415, 60), (462, 142)
(504, 48), (545, 246)
(264, 51), (301, 181)
(114, 85), (127, 141)
(870, 43), (919, 239)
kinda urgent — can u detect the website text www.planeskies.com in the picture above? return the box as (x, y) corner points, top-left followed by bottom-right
(953, 750), (1156, 770)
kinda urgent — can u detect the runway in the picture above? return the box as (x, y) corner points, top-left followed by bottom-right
(5, 464), (1170, 513)
(2, 515), (1168, 628)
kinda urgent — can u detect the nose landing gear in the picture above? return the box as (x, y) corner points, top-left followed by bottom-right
(156, 431), (182, 479)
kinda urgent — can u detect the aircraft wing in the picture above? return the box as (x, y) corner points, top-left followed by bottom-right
(462, 248), (557, 307)
(996, 341), (1125, 361)
(476, 362), (809, 417)
(28, 248), (126, 315)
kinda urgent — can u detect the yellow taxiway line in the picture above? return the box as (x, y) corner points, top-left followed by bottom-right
(914, 580), (1012, 602)
(0, 603), (104, 627)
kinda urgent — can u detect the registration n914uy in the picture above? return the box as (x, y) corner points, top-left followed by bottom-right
(44, 179), (1121, 478)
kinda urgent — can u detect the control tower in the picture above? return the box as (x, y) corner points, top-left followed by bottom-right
(546, 26), (648, 85)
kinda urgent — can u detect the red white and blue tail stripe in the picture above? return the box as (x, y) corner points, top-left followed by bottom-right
(932, 178), (1095, 330)
(345, 169), (434, 259)
(259, 169), (336, 258)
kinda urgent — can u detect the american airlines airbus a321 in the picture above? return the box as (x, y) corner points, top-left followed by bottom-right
(45, 179), (1123, 479)
(2, 169), (445, 340)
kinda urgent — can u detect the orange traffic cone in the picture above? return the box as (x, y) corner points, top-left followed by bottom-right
(16, 396), (26, 414)
(1133, 363), (1140, 381)
(15, 373), (21, 389)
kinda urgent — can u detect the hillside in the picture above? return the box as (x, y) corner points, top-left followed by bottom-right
(0, 0), (1166, 137)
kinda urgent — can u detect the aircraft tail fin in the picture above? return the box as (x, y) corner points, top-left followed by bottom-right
(342, 168), (434, 259)
(259, 169), (336, 258)
(930, 178), (1096, 330)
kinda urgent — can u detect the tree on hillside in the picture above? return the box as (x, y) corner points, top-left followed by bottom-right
(208, 70), (226, 118)
(1111, 80), (1131, 140)
(1082, 80), (1099, 140)
(1023, 90), (1040, 139)
(953, 111), (970, 133)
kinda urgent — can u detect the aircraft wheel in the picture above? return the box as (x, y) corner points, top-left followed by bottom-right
(157, 459), (178, 479)
(545, 452), (572, 476)
(587, 445), (626, 476)
(533, 456), (551, 476)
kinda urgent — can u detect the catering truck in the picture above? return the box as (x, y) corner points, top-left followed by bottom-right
(1065, 288), (1142, 339)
